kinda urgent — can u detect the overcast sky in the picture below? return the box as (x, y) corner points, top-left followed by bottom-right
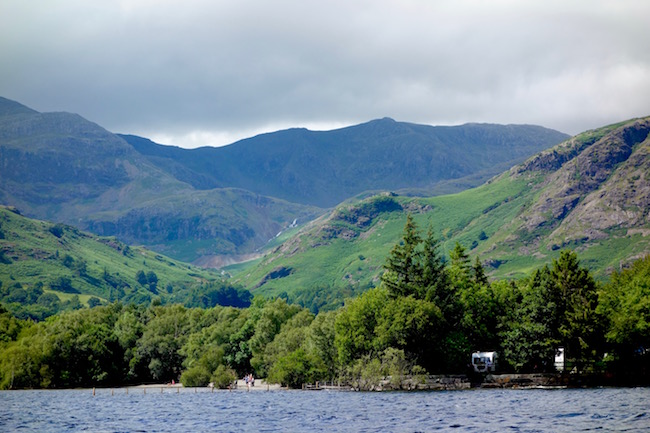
(2, 0), (649, 148)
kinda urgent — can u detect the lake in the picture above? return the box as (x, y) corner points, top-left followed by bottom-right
(1, 387), (648, 432)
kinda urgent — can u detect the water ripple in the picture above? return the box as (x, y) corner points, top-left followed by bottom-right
(1, 388), (649, 432)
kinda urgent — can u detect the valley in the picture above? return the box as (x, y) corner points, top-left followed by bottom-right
(1, 95), (649, 313)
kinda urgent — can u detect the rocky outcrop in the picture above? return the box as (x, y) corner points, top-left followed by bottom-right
(254, 266), (294, 288)
(514, 118), (650, 244)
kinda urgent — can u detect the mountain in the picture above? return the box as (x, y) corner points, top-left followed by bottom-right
(479, 117), (650, 273)
(121, 119), (570, 207)
(0, 96), (568, 264)
(0, 206), (251, 320)
(0, 97), (324, 263)
(231, 117), (650, 311)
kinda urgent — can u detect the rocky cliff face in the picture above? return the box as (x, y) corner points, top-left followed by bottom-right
(510, 117), (650, 251)
(550, 119), (650, 246)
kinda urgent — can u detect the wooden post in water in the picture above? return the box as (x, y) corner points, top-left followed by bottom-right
(126, 388), (129, 395)
(111, 389), (114, 396)
(161, 387), (163, 394)
(92, 387), (95, 396)
(144, 388), (146, 395)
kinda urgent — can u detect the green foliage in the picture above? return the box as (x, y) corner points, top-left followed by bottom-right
(597, 255), (650, 377)
(601, 256), (650, 347)
(0, 207), (243, 319)
(381, 215), (451, 306)
(0, 303), (28, 343)
(0, 250), (649, 390)
(180, 365), (212, 387)
(500, 251), (602, 373)
(180, 346), (225, 387)
(48, 224), (64, 238)
(247, 298), (304, 376)
(449, 242), (471, 290)
(252, 310), (314, 377)
(267, 348), (317, 388)
(211, 364), (237, 389)
(334, 285), (445, 372)
(131, 305), (191, 382)
(136, 270), (147, 286)
(552, 251), (601, 371)
(381, 214), (424, 298)
(87, 297), (102, 308)
(50, 277), (77, 294)
(183, 282), (252, 309)
(343, 348), (426, 391)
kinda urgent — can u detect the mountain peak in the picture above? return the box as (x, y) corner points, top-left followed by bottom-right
(0, 96), (38, 117)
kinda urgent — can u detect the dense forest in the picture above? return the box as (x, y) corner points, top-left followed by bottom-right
(1, 216), (649, 390)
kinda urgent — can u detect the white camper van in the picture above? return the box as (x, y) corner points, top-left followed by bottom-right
(472, 351), (498, 373)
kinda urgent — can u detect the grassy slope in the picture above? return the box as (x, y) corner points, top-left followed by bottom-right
(86, 187), (325, 263)
(0, 206), (222, 306)
(232, 118), (650, 303)
(232, 175), (532, 297)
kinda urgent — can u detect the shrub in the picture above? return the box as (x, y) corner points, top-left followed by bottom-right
(48, 224), (64, 238)
(180, 365), (211, 387)
(211, 365), (237, 389)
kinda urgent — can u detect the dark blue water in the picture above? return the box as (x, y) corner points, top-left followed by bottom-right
(1, 387), (648, 432)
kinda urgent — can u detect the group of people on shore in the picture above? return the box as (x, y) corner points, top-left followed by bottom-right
(244, 373), (255, 388)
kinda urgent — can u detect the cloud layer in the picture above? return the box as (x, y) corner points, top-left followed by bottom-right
(2, 0), (649, 147)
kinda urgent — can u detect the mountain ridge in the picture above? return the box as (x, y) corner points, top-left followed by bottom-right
(0, 96), (568, 263)
(0, 97), (321, 262)
(121, 118), (569, 207)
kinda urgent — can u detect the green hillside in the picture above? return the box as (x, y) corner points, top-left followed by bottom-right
(84, 188), (324, 264)
(0, 206), (250, 320)
(232, 117), (650, 311)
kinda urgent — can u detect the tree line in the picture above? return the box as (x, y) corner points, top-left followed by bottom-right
(1, 215), (649, 389)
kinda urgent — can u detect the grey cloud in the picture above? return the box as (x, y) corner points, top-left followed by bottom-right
(1, 0), (649, 147)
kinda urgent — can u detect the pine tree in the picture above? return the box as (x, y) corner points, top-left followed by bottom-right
(472, 256), (488, 286)
(449, 242), (471, 290)
(551, 250), (600, 372)
(420, 224), (452, 306)
(381, 214), (422, 298)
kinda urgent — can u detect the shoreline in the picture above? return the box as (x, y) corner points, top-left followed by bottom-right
(2, 373), (648, 392)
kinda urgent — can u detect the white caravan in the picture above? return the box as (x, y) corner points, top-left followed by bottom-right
(472, 351), (498, 373)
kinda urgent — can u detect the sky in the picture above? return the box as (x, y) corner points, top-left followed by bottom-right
(2, 0), (649, 148)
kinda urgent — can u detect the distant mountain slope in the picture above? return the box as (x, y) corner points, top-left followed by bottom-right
(121, 118), (569, 207)
(0, 96), (568, 264)
(0, 97), (190, 220)
(0, 97), (323, 263)
(231, 117), (650, 311)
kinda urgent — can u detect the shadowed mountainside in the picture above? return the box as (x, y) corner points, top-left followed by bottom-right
(0, 96), (568, 263)
(0, 97), (323, 263)
(121, 118), (569, 207)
